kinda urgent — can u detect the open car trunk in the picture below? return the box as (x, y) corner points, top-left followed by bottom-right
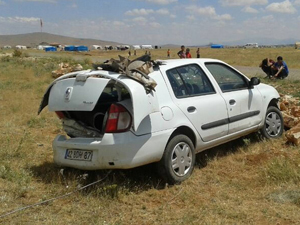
(50, 77), (131, 137)
(38, 70), (159, 137)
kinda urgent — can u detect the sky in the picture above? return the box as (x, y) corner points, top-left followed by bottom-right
(0, 0), (300, 45)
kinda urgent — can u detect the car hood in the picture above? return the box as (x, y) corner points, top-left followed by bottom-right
(38, 70), (159, 131)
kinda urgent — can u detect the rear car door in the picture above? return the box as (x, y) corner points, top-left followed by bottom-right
(205, 63), (263, 134)
(166, 64), (229, 142)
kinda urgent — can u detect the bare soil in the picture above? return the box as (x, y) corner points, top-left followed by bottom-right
(235, 65), (300, 80)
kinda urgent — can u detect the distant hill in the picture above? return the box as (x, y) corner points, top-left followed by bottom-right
(0, 32), (123, 47)
(161, 44), (180, 48)
(1, 32), (297, 49)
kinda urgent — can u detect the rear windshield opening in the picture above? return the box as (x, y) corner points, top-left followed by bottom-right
(61, 82), (130, 137)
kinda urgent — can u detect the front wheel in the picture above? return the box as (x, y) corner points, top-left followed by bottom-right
(260, 106), (283, 139)
(157, 135), (195, 184)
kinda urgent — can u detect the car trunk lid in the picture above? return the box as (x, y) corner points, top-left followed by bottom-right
(48, 77), (109, 112)
(39, 70), (158, 131)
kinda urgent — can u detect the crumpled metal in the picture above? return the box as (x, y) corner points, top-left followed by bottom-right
(93, 55), (157, 92)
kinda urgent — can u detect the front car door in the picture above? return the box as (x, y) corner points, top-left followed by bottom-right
(204, 63), (263, 134)
(166, 64), (229, 142)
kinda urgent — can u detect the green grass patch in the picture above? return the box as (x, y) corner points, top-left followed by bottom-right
(0, 81), (13, 90)
(0, 164), (32, 198)
(267, 189), (300, 206)
(27, 116), (48, 128)
(263, 158), (300, 184)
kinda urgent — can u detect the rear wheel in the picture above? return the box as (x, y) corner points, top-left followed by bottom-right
(260, 106), (283, 139)
(157, 135), (195, 184)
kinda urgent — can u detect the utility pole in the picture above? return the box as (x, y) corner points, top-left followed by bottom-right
(40, 18), (43, 46)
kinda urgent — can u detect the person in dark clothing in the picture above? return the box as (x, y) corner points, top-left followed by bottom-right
(196, 48), (200, 58)
(274, 56), (289, 79)
(259, 58), (276, 78)
(177, 45), (186, 58)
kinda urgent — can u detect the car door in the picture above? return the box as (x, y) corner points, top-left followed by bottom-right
(205, 63), (263, 134)
(166, 64), (229, 142)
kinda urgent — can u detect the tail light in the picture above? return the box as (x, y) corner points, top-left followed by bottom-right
(55, 111), (65, 119)
(105, 104), (132, 133)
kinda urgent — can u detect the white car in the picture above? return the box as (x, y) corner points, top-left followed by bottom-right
(39, 58), (283, 184)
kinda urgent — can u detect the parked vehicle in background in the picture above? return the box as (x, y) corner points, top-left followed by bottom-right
(39, 58), (283, 184)
(244, 43), (259, 48)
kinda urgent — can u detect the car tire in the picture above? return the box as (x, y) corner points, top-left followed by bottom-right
(260, 106), (283, 139)
(157, 134), (195, 184)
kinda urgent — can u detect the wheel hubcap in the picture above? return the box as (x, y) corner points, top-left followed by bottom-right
(171, 142), (192, 177)
(265, 112), (282, 137)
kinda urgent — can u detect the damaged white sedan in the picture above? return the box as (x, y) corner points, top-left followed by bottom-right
(39, 57), (283, 184)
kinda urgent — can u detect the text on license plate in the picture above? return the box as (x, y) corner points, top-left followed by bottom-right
(65, 149), (93, 161)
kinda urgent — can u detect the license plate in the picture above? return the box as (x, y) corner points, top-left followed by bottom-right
(65, 149), (93, 161)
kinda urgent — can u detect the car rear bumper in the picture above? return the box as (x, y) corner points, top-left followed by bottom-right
(52, 129), (173, 170)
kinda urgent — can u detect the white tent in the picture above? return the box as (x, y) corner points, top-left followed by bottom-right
(37, 45), (52, 50)
(141, 45), (153, 49)
(91, 45), (103, 50)
(15, 45), (27, 49)
(132, 45), (141, 50)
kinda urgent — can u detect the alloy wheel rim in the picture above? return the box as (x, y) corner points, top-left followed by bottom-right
(171, 142), (192, 177)
(265, 112), (282, 137)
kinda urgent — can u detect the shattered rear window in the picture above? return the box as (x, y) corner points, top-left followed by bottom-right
(99, 84), (130, 102)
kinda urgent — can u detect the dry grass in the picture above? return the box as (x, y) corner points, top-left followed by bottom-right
(1, 48), (300, 224)
(11, 46), (300, 69)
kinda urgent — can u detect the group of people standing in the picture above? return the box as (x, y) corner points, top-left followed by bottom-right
(259, 56), (289, 79)
(167, 45), (200, 59)
(177, 45), (200, 59)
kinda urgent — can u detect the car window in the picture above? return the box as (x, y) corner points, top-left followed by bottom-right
(205, 63), (249, 92)
(166, 64), (215, 98)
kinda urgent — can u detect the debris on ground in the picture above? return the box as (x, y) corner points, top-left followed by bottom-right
(51, 63), (83, 78)
(0, 53), (13, 57)
(280, 94), (300, 145)
(285, 125), (300, 146)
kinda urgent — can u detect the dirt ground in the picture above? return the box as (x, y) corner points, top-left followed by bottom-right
(235, 65), (300, 80)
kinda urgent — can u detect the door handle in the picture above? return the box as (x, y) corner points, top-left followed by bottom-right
(187, 106), (196, 113)
(229, 99), (236, 105)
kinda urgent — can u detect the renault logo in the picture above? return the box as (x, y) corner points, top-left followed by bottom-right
(65, 87), (73, 101)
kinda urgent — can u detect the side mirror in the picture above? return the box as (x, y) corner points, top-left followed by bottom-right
(249, 77), (260, 89)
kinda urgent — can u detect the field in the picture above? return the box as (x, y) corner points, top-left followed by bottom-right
(1, 47), (300, 224)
